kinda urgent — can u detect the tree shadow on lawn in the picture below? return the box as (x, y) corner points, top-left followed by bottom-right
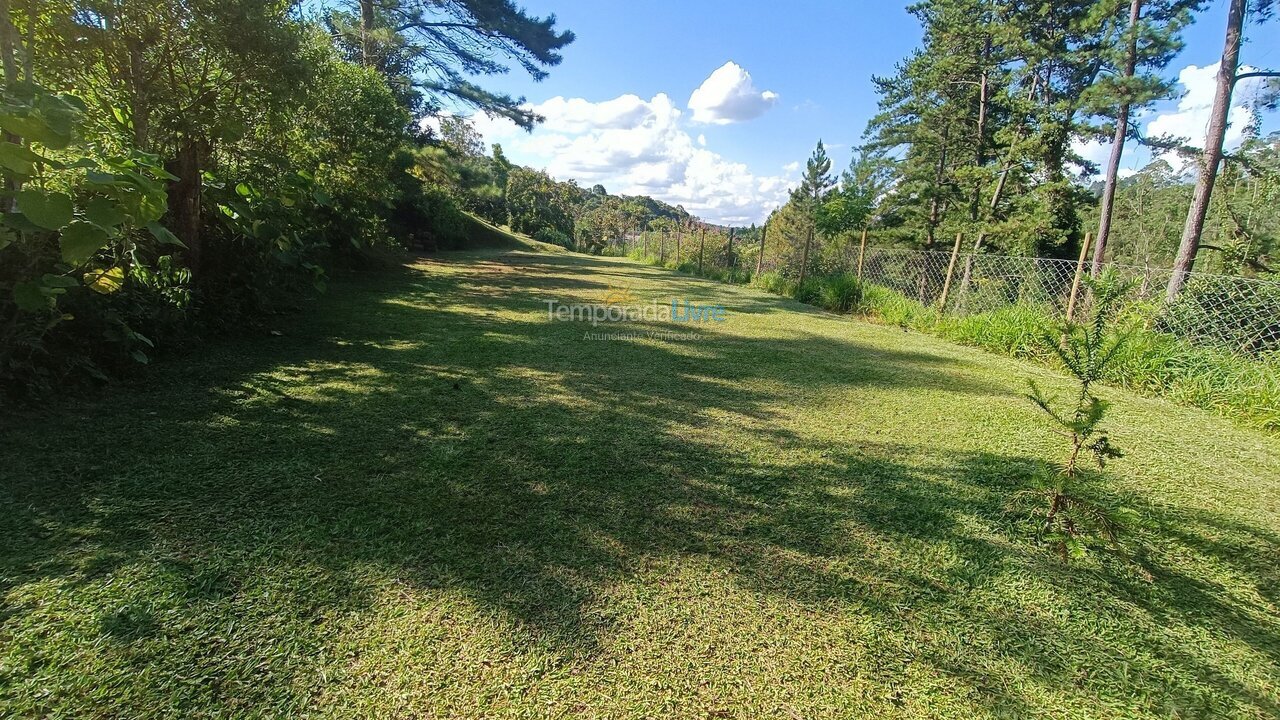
(2, 251), (1278, 716)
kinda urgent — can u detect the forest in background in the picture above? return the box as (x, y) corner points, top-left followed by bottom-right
(746, 0), (1280, 293)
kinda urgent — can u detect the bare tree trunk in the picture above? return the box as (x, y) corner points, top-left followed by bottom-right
(0, 0), (19, 212)
(698, 225), (706, 274)
(926, 129), (949, 249)
(167, 140), (206, 276)
(1167, 0), (1244, 301)
(971, 34), (991, 223)
(727, 226), (735, 269)
(359, 0), (375, 66)
(1093, 0), (1142, 276)
(0, 0), (17, 85)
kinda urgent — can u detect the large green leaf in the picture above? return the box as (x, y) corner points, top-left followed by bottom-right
(12, 281), (47, 311)
(17, 189), (73, 230)
(60, 220), (110, 264)
(84, 197), (127, 228)
(147, 221), (186, 248)
(84, 266), (125, 294)
(0, 142), (42, 176)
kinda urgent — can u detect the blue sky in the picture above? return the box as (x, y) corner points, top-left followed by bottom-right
(460, 0), (1279, 225)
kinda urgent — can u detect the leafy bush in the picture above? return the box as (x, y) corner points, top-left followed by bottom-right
(533, 226), (572, 249)
(818, 273), (864, 313)
(0, 85), (191, 394)
(791, 278), (824, 305)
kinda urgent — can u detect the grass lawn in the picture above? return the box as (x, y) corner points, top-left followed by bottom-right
(2, 247), (1279, 719)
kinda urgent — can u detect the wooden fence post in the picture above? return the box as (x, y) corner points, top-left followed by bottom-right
(660, 229), (666, 264)
(698, 224), (706, 274)
(675, 222), (682, 263)
(1066, 232), (1092, 322)
(956, 231), (986, 304)
(756, 223), (768, 276)
(938, 232), (964, 310)
(856, 226), (868, 282)
(727, 227), (735, 269)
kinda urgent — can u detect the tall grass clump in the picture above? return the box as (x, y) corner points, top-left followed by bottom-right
(938, 304), (1056, 360)
(752, 271), (794, 297)
(859, 284), (939, 330)
(818, 273), (864, 313)
(791, 278), (825, 306)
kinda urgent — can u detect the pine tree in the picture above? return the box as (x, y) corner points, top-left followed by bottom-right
(793, 140), (834, 285)
(1167, 0), (1279, 299)
(1086, 0), (1201, 275)
(331, 0), (575, 128)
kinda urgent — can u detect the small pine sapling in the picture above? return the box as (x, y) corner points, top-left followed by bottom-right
(1019, 270), (1139, 561)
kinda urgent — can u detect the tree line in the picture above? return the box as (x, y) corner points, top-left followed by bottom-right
(0, 0), (706, 396)
(758, 0), (1278, 300)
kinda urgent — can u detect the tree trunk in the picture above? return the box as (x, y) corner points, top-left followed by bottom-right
(926, 128), (949, 249)
(1093, 0), (1143, 276)
(166, 139), (206, 277)
(971, 34), (991, 223)
(698, 225), (705, 273)
(0, 0), (20, 212)
(359, 0), (375, 66)
(727, 227), (735, 268)
(1167, 0), (1244, 301)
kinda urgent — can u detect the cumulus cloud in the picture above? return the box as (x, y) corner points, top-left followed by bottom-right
(469, 87), (795, 224)
(687, 61), (779, 125)
(1072, 61), (1270, 179)
(1146, 62), (1262, 148)
(1143, 61), (1271, 172)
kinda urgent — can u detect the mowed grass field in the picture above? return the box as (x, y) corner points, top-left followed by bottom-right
(2, 247), (1279, 719)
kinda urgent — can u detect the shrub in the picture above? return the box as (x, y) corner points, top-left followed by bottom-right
(533, 226), (573, 249)
(791, 278), (824, 306)
(818, 273), (864, 313)
(752, 271), (794, 296)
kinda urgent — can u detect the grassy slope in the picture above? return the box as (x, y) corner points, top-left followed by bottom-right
(2, 249), (1278, 719)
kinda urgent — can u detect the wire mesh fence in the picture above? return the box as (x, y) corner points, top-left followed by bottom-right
(613, 230), (1280, 360)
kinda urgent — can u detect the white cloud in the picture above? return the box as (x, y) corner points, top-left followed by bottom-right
(1071, 61), (1270, 179)
(467, 90), (795, 224)
(687, 61), (778, 125)
(1144, 62), (1269, 170)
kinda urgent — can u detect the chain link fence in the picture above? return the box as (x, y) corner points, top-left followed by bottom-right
(613, 230), (1280, 359)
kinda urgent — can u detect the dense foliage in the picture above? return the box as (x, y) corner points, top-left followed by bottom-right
(0, 0), (586, 396)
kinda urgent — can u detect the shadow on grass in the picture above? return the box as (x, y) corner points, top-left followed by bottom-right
(1, 250), (1277, 716)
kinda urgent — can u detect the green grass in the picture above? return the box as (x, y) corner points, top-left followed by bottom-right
(2, 250), (1279, 718)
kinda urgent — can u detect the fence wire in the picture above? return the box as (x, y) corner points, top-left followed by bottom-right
(614, 231), (1280, 359)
